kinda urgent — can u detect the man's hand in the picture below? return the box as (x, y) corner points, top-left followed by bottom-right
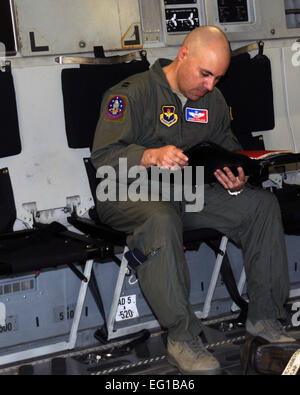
(214, 166), (248, 192)
(141, 145), (188, 169)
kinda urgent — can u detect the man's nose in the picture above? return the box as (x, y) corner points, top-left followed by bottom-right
(204, 77), (216, 91)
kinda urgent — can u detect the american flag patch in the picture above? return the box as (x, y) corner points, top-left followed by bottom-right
(185, 107), (208, 123)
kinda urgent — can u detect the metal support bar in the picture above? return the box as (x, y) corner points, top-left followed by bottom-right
(196, 236), (229, 319)
(231, 267), (247, 312)
(67, 263), (88, 282)
(232, 41), (262, 56)
(55, 50), (146, 66)
(107, 247), (130, 339)
(68, 260), (94, 348)
(285, 8), (300, 15)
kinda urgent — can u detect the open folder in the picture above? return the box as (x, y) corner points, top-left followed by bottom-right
(183, 141), (300, 184)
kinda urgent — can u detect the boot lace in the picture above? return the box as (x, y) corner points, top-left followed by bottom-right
(184, 336), (209, 358)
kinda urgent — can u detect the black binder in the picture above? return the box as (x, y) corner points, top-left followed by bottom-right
(184, 141), (300, 184)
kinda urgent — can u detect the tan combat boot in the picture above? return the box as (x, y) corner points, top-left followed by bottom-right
(167, 336), (221, 375)
(246, 319), (296, 343)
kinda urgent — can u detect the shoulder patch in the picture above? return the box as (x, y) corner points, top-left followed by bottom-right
(160, 105), (178, 127)
(105, 95), (127, 121)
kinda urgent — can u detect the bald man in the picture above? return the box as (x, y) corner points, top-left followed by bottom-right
(91, 26), (294, 375)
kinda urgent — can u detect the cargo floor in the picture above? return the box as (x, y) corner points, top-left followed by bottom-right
(1, 310), (300, 376)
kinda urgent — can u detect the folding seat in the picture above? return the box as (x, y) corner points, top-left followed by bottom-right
(0, 63), (123, 364)
(0, 165), (121, 365)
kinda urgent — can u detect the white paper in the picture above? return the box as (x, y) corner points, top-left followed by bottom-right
(116, 295), (139, 322)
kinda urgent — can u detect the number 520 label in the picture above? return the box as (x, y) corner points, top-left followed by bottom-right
(116, 295), (139, 322)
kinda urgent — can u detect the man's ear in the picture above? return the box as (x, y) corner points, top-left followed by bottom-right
(178, 45), (189, 63)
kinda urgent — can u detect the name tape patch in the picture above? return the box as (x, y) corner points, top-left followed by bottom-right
(186, 107), (208, 123)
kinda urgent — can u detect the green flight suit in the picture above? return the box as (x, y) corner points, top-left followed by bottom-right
(91, 59), (290, 341)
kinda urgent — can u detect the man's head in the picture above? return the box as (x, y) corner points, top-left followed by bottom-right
(164, 26), (231, 101)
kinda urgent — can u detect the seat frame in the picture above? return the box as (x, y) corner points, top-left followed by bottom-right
(0, 165), (245, 367)
(105, 235), (230, 340)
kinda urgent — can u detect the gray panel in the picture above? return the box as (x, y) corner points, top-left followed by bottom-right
(139, 0), (164, 44)
(205, 0), (300, 41)
(286, 235), (300, 290)
(0, 268), (103, 351)
(14, 0), (141, 56)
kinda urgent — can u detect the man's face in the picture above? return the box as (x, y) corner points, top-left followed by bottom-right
(176, 46), (230, 101)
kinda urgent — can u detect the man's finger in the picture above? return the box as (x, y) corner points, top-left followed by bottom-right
(236, 166), (246, 181)
(214, 169), (231, 189)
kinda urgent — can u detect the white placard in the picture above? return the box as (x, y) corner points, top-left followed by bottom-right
(116, 295), (139, 322)
(0, 303), (6, 326)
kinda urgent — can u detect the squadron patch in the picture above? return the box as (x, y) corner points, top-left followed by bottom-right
(160, 105), (178, 127)
(185, 107), (208, 123)
(106, 95), (126, 120)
